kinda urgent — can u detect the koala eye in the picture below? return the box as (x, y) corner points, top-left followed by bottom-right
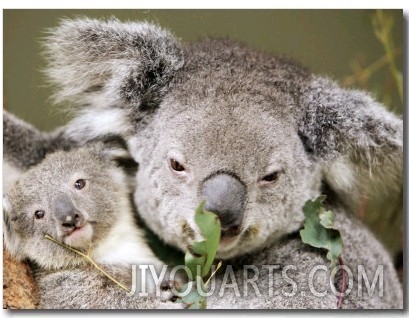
(170, 159), (185, 172)
(260, 171), (281, 184)
(74, 179), (86, 190)
(34, 210), (45, 220)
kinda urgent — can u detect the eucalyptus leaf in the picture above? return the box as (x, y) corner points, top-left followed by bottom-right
(194, 201), (221, 277)
(190, 240), (208, 256)
(178, 280), (207, 309)
(179, 201), (222, 309)
(185, 250), (206, 280)
(300, 196), (343, 270)
(319, 210), (335, 228)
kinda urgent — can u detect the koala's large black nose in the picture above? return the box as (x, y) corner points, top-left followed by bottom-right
(201, 172), (246, 237)
(53, 194), (84, 229)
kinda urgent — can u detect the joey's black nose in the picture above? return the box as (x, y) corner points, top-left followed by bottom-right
(53, 194), (84, 229)
(201, 172), (246, 236)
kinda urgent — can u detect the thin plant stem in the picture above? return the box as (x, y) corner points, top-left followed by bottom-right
(336, 256), (346, 309)
(343, 48), (401, 87)
(204, 261), (222, 288)
(44, 234), (130, 292)
(372, 10), (403, 104)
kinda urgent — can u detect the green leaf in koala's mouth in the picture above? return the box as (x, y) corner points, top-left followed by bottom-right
(185, 201), (221, 279)
(176, 201), (222, 309)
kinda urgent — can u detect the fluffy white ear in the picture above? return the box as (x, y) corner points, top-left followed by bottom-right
(3, 194), (23, 260)
(44, 17), (184, 110)
(87, 140), (138, 179)
(86, 138), (134, 162)
(298, 76), (403, 193)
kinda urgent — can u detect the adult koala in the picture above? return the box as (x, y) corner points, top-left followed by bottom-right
(3, 18), (403, 309)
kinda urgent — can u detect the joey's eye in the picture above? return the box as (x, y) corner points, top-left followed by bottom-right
(75, 179), (86, 190)
(34, 210), (45, 219)
(261, 171), (281, 183)
(170, 159), (185, 172)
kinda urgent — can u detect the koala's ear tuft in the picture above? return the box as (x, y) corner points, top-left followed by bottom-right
(44, 17), (184, 111)
(92, 139), (138, 175)
(298, 76), (403, 192)
(3, 195), (24, 260)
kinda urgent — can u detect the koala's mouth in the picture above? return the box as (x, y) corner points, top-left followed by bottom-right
(183, 220), (242, 250)
(219, 236), (240, 247)
(217, 226), (243, 250)
(220, 226), (241, 244)
(217, 225), (260, 258)
(65, 224), (84, 236)
(62, 222), (93, 248)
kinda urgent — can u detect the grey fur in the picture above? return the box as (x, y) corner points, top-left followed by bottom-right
(43, 17), (184, 110)
(3, 18), (403, 309)
(3, 144), (181, 309)
(3, 111), (68, 171)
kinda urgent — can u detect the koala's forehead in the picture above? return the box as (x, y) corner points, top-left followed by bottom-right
(159, 40), (303, 142)
(148, 41), (306, 174)
(9, 150), (106, 198)
(161, 64), (297, 143)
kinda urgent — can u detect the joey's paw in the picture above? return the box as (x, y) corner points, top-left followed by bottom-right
(159, 279), (181, 302)
(157, 279), (186, 309)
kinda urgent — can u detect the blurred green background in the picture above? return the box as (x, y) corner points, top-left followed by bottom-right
(3, 9), (403, 265)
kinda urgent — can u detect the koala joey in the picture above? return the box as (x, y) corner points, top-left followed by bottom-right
(3, 18), (403, 309)
(3, 143), (181, 309)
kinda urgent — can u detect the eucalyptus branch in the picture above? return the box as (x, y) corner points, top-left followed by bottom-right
(342, 48), (401, 87)
(44, 234), (130, 292)
(372, 10), (403, 103)
(336, 256), (346, 309)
